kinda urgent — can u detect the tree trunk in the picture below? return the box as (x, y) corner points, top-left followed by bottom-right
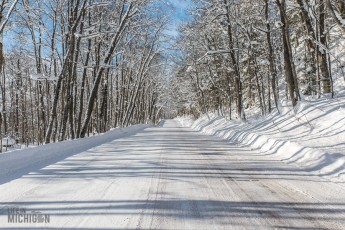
(80, 3), (134, 138)
(276, 0), (299, 106)
(265, 0), (279, 112)
(224, 0), (245, 120)
(319, 0), (332, 93)
(326, 0), (345, 33)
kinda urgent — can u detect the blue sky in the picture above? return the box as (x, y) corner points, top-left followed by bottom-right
(3, 1), (192, 50)
(166, 0), (192, 37)
(168, 0), (191, 21)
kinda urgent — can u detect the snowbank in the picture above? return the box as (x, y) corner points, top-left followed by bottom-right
(176, 97), (345, 183)
(0, 125), (150, 185)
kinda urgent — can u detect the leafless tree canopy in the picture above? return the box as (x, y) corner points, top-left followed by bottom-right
(1, 0), (345, 148)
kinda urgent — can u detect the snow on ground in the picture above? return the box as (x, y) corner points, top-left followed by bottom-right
(0, 120), (345, 229)
(0, 125), (150, 185)
(176, 82), (345, 183)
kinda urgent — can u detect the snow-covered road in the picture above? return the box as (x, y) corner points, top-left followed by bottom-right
(0, 120), (345, 229)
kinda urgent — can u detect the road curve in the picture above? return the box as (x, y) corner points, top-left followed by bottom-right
(0, 120), (344, 229)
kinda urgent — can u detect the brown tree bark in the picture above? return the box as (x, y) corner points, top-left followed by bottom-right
(276, 0), (299, 106)
(319, 0), (332, 93)
(224, 0), (245, 120)
(265, 0), (279, 112)
(297, 0), (331, 94)
(326, 0), (345, 33)
(45, 0), (87, 143)
(80, 3), (134, 138)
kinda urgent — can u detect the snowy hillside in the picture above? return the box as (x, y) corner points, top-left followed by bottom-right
(176, 80), (345, 182)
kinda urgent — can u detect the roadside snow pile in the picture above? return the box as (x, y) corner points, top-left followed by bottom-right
(176, 95), (345, 183)
(176, 116), (195, 127)
(0, 125), (150, 185)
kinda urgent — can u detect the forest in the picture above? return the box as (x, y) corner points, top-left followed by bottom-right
(0, 0), (170, 148)
(0, 0), (345, 148)
(171, 0), (345, 121)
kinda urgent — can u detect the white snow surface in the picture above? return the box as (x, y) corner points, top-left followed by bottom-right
(0, 120), (345, 229)
(176, 93), (345, 183)
(0, 125), (150, 184)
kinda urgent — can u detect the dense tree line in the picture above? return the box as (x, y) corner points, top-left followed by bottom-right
(0, 0), (168, 149)
(2, 0), (345, 150)
(171, 0), (345, 120)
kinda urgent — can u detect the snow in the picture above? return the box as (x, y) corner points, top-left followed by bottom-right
(30, 73), (46, 80)
(0, 124), (150, 185)
(0, 120), (345, 229)
(335, 9), (345, 29)
(86, 2), (111, 9)
(186, 66), (194, 73)
(207, 50), (231, 55)
(275, 21), (283, 28)
(0, 0), (19, 33)
(1, 137), (15, 147)
(176, 92), (345, 183)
